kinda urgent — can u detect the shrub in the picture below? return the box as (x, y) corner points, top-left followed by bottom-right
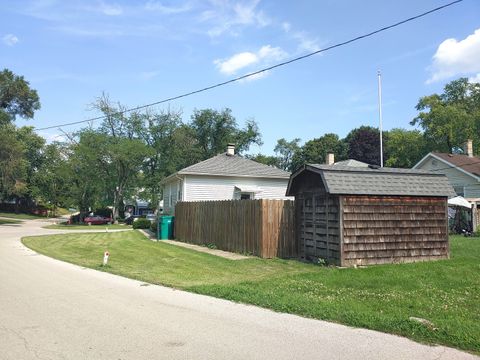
(150, 220), (158, 233)
(132, 218), (151, 229)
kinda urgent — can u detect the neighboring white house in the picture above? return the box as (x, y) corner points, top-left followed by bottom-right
(413, 143), (480, 201)
(161, 144), (292, 214)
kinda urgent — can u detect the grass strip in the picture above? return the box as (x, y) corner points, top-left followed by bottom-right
(43, 223), (132, 230)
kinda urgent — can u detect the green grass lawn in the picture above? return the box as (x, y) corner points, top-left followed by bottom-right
(0, 218), (22, 225)
(43, 223), (132, 230)
(0, 211), (45, 220)
(22, 232), (480, 353)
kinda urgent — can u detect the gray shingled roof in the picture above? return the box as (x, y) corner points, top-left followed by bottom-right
(174, 153), (290, 179)
(287, 164), (455, 197)
(333, 159), (369, 167)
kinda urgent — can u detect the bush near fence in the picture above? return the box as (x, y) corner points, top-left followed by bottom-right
(174, 199), (296, 258)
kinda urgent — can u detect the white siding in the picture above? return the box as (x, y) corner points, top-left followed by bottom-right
(184, 175), (292, 201)
(464, 184), (480, 199)
(416, 156), (479, 197)
(162, 179), (183, 214)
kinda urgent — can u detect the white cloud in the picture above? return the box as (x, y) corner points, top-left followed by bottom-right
(99, 2), (123, 16)
(258, 45), (288, 61)
(144, 1), (191, 14)
(233, 0), (268, 26)
(2, 34), (19, 46)
(215, 51), (258, 75)
(294, 31), (320, 53)
(280, 22), (320, 54)
(201, 0), (270, 37)
(427, 28), (480, 84)
(214, 45), (288, 78)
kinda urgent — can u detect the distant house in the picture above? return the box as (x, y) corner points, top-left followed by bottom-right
(124, 199), (152, 216)
(161, 144), (292, 214)
(413, 141), (480, 201)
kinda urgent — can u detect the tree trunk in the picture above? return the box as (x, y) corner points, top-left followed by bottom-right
(112, 188), (121, 224)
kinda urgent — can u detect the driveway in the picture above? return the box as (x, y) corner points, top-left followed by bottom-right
(0, 219), (477, 360)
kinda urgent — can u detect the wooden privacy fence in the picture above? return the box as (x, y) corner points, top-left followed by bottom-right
(174, 199), (296, 258)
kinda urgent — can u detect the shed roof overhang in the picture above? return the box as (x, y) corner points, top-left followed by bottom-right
(286, 164), (456, 198)
(234, 185), (262, 193)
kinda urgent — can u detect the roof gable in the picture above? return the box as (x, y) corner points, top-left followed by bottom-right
(414, 152), (480, 181)
(174, 153), (290, 179)
(287, 164), (455, 197)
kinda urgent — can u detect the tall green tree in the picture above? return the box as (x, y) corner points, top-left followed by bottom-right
(67, 130), (108, 219)
(274, 138), (301, 171)
(0, 125), (26, 201)
(385, 128), (426, 168)
(345, 126), (385, 166)
(0, 69), (42, 209)
(410, 78), (480, 153)
(32, 143), (70, 215)
(0, 68), (40, 124)
(93, 95), (152, 222)
(16, 126), (46, 199)
(138, 110), (199, 206)
(291, 133), (346, 171)
(190, 108), (262, 158)
(246, 154), (280, 168)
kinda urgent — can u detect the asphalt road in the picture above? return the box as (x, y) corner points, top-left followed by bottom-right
(0, 219), (477, 360)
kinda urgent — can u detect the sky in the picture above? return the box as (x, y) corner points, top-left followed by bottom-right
(1, 0), (480, 155)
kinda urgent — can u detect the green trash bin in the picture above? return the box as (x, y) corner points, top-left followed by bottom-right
(157, 215), (174, 240)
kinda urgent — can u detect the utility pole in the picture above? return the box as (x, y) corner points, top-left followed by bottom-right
(377, 70), (384, 167)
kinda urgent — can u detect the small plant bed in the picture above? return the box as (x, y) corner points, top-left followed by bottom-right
(21, 233), (480, 354)
(0, 212), (45, 220)
(43, 222), (131, 230)
(0, 218), (22, 225)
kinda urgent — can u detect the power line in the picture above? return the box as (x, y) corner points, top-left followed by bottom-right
(35, 0), (463, 132)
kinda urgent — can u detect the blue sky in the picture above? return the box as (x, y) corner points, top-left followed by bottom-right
(1, 0), (479, 155)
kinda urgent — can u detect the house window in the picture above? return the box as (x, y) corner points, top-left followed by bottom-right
(453, 185), (465, 197)
(240, 192), (253, 200)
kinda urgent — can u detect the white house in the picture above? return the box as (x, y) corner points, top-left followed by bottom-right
(161, 144), (292, 214)
(413, 141), (480, 200)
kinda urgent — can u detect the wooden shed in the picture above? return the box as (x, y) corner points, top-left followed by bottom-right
(286, 164), (456, 266)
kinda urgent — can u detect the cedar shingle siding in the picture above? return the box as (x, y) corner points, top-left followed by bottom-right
(287, 165), (454, 266)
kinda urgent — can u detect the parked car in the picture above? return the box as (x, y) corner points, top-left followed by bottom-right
(146, 213), (157, 222)
(84, 215), (112, 225)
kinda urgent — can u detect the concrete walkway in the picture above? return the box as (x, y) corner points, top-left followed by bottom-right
(0, 219), (477, 360)
(138, 229), (250, 260)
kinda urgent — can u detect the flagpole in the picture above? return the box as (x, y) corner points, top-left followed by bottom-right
(377, 70), (384, 167)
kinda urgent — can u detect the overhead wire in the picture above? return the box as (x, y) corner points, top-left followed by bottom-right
(35, 0), (463, 132)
